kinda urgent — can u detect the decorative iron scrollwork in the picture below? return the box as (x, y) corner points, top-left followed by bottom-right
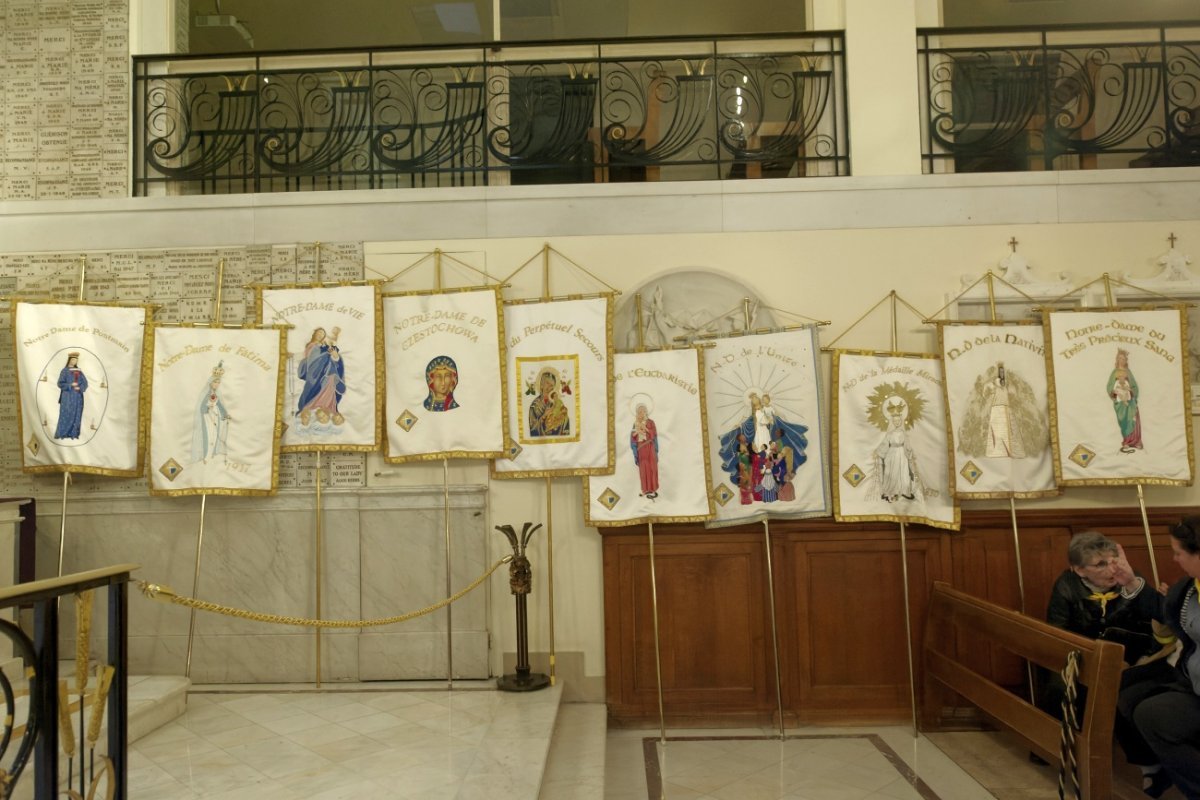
(258, 71), (372, 176)
(0, 619), (38, 800)
(133, 35), (848, 194)
(143, 77), (257, 180)
(919, 26), (1200, 172)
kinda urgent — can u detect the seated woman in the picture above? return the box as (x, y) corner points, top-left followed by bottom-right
(1046, 531), (1161, 664)
(1041, 531), (1172, 793)
(1118, 517), (1200, 799)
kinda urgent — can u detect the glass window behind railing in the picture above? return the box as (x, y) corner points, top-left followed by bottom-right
(943, 0), (1199, 28)
(182, 0), (808, 54)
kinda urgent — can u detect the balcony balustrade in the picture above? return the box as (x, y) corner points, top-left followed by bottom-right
(132, 34), (848, 196)
(918, 22), (1200, 173)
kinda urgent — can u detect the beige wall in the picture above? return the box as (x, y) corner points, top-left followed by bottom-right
(4, 0), (1199, 689)
(361, 217), (1200, 685)
(3, 171), (1198, 688)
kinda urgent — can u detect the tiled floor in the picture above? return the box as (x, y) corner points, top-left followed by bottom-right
(129, 682), (561, 800)
(603, 726), (1000, 800)
(127, 686), (1184, 799)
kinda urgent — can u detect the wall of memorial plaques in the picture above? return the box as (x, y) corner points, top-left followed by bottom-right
(0, 0), (129, 200)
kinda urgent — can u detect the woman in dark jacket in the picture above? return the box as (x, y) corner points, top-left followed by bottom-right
(1118, 517), (1200, 799)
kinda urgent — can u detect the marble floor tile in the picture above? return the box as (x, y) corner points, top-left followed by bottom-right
(118, 683), (1174, 800)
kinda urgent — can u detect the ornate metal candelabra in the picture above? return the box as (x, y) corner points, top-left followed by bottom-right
(494, 523), (550, 692)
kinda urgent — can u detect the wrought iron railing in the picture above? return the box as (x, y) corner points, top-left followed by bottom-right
(0, 564), (134, 799)
(918, 22), (1200, 173)
(132, 34), (848, 195)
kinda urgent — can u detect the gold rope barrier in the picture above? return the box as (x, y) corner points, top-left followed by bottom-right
(138, 556), (512, 629)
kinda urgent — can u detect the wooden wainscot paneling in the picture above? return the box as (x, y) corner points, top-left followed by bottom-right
(603, 526), (776, 725)
(777, 522), (950, 723)
(599, 507), (1197, 727)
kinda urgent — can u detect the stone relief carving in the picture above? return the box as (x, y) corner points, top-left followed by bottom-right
(614, 270), (776, 349)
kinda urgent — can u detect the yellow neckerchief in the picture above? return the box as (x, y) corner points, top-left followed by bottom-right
(1080, 577), (1119, 614)
(1087, 591), (1120, 615)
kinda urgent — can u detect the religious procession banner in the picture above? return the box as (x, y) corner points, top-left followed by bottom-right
(382, 287), (507, 462)
(703, 327), (830, 526)
(493, 296), (614, 478)
(584, 348), (713, 525)
(148, 326), (286, 496)
(1046, 308), (1193, 486)
(832, 351), (958, 530)
(256, 283), (382, 452)
(13, 301), (151, 476)
(939, 322), (1057, 498)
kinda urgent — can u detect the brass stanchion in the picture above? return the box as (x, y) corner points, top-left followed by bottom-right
(762, 520), (785, 739)
(899, 520), (918, 736)
(647, 521), (667, 744)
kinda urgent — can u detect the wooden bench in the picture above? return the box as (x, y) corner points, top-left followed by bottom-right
(922, 581), (1127, 799)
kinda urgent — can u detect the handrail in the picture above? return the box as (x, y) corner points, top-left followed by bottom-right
(0, 564), (139, 607)
(0, 565), (137, 799)
(133, 30), (839, 63)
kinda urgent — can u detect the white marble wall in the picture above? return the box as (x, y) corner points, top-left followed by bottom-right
(38, 486), (490, 683)
(0, 499), (24, 664)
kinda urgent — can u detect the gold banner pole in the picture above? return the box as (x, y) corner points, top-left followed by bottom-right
(186, 257), (226, 678)
(985, 265), (1037, 706)
(57, 473), (70, 578)
(898, 520), (918, 736)
(762, 519), (785, 739)
(545, 476), (556, 686)
(445, 457), (454, 689)
(315, 452), (324, 687)
(185, 494), (208, 678)
(1136, 485), (1162, 587)
(1009, 499), (1037, 704)
(58, 256), (89, 577)
(541, 245), (558, 687)
(647, 520), (667, 744)
(433, 250), (455, 690)
(313, 243), (324, 688)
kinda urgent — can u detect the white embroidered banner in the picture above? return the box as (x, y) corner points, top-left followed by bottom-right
(382, 288), (507, 461)
(703, 328), (829, 526)
(14, 301), (149, 476)
(584, 349), (712, 525)
(493, 296), (614, 478)
(833, 351), (958, 530)
(257, 284), (381, 452)
(939, 322), (1057, 498)
(1046, 308), (1193, 485)
(148, 326), (285, 496)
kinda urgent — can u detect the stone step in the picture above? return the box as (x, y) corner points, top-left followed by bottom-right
(539, 703), (607, 800)
(8, 671), (188, 800)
